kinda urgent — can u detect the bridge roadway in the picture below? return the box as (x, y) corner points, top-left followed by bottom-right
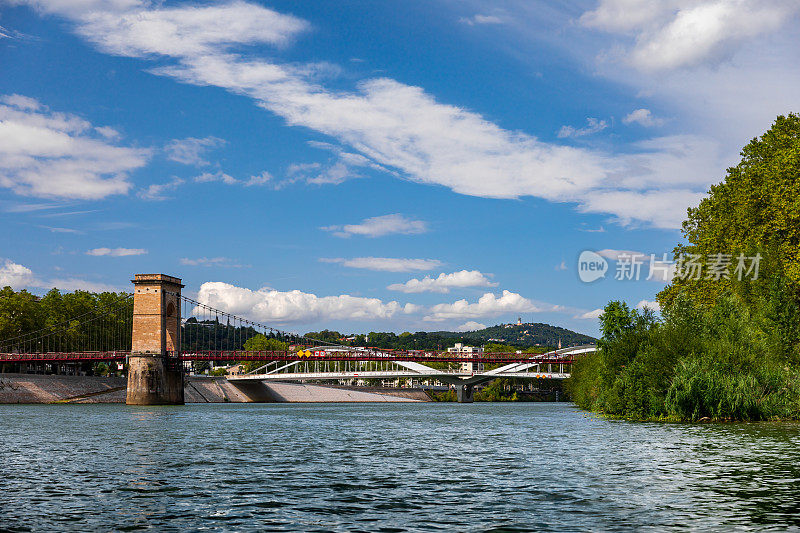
(226, 346), (596, 402)
(0, 346), (595, 365)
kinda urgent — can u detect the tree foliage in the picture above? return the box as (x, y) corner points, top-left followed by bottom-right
(570, 114), (800, 421)
(659, 113), (800, 310)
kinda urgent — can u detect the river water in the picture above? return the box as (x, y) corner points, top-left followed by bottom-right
(2, 402), (800, 531)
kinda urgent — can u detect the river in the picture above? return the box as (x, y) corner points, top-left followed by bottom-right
(2, 402), (800, 531)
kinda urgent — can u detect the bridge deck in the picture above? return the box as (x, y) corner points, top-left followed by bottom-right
(0, 350), (578, 365)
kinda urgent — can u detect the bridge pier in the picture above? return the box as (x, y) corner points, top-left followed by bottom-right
(456, 384), (474, 403)
(126, 274), (184, 406)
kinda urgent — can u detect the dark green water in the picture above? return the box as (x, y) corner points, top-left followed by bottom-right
(2, 403), (800, 531)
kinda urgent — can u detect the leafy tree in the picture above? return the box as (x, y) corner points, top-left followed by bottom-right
(243, 334), (288, 351)
(659, 113), (800, 310)
(484, 343), (516, 353)
(567, 113), (800, 421)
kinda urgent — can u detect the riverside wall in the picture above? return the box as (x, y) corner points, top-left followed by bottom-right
(0, 374), (430, 404)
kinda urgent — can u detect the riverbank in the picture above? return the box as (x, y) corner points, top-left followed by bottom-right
(0, 374), (430, 403)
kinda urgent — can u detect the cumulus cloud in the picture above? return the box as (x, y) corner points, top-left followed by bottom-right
(0, 259), (38, 289)
(557, 117), (608, 138)
(622, 108), (664, 127)
(322, 213), (427, 238)
(456, 321), (487, 332)
(320, 257), (443, 272)
(166, 136), (225, 166)
(197, 281), (405, 324)
(424, 290), (540, 321)
(0, 94), (149, 199)
(387, 270), (497, 293)
(86, 247), (147, 257)
(581, 0), (800, 71)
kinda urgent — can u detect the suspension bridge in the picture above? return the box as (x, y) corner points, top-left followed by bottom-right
(0, 274), (595, 403)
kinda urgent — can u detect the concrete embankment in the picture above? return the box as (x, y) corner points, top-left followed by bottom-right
(0, 374), (430, 403)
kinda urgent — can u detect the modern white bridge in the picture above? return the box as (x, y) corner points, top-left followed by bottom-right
(228, 345), (597, 402)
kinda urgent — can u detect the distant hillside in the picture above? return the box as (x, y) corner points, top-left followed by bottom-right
(443, 323), (596, 348)
(305, 322), (595, 351)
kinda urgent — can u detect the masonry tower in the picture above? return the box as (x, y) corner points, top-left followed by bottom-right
(126, 274), (185, 405)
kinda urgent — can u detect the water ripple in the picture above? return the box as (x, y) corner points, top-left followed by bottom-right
(2, 403), (800, 531)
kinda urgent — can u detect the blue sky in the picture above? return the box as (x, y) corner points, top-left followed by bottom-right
(1, 0), (798, 336)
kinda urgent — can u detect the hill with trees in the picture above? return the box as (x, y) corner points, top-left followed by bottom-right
(304, 322), (595, 352)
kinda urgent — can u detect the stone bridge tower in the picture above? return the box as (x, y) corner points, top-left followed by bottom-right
(126, 274), (184, 405)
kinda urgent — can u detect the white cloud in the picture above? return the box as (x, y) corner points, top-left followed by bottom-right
(165, 136), (225, 166)
(1, 94), (41, 111)
(0, 258), (118, 291)
(192, 169), (273, 187)
(194, 170), (237, 185)
(424, 290), (540, 321)
(0, 259), (37, 289)
(180, 257), (246, 268)
(460, 14), (505, 26)
(294, 141), (390, 186)
(0, 94), (149, 199)
(320, 257), (443, 272)
(636, 299), (661, 312)
(245, 171), (272, 187)
(622, 108), (664, 127)
(68, 1), (309, 57)
(387, 270), (497, 293)
(86, 247), (147, 257)
(18, 0), (741, 230)
(575, 308), (604, 320)
(138, 177), (184, 201)
(557, 117), (608, 138)
(197, 281), (404, 324)
(456, 321), (486, 331)
(581, 0), (800, 72)
(322, 213), (427, 238)
(579, 189), (704, 230)
(95, 125), (121, 139)
(595, 249), (646, 261)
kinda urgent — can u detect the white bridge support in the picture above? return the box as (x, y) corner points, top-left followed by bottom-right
(227, 345), (596, 403)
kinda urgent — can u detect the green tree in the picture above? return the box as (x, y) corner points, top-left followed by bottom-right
(243, 334), (288, 352)
(239, 334), (289, 373)
(659, 113), (800, 310)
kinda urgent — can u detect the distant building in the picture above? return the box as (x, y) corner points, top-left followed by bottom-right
(447, 343), (484, 374)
